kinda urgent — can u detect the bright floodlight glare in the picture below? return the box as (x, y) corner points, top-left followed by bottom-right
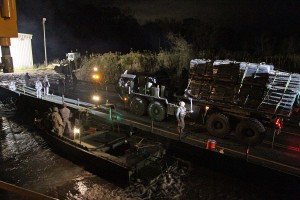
(74, 127), (80, 134)
(92, 95), (100, 101)
(92, 74), (100, 80)
(205, 106), (210, 110)
(93, 67), (98, 72)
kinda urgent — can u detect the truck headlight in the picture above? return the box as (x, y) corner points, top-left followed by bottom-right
(92, 95), (100, 101)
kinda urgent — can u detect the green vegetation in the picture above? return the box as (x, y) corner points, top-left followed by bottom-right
(75, 34), (300, 84)
(76, 34), (194, 83)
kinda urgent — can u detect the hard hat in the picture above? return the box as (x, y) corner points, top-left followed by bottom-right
(53, 107), (58, 112)
(179, 101), (185, 106)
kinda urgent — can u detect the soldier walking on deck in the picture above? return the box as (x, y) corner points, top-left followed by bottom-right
(176, 101), (187, 140)
(51, 107), (64, 136)
(35, 78), (43, 98)
(60, 103), (72, 135)
(43, 75), (50, 95)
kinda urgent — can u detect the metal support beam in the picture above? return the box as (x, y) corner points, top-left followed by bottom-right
(0, 37), (14, 73)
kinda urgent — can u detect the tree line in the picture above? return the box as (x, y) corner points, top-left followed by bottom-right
(75, 33), (300, 84)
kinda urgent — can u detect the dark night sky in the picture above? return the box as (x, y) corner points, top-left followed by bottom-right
(16, 0), (300, 64)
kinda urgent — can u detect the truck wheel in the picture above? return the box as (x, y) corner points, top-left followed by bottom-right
(130, 97), (147, 116)
(236, 119), (266, 145)
(148, 101), (166, 121)
(206, 113), (231, 138)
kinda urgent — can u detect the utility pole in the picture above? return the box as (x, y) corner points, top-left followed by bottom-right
(0, 0), (18, 73)
(42, 17), (47, 67)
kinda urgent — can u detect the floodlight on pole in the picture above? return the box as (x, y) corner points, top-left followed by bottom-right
(42, 17), (48, 67)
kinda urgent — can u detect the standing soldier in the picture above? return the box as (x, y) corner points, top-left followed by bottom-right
(24, 72), (30, 86)
(51, 107), (64, 136)
(43, 75), (50, 95)
(71, 71), (78, 91)
(176, 101), (187, 140)
(58, 78), (65, 96)
(8, 81), (16, 91)
(60, 103), (72, 135)
(35, 77), (43, 98)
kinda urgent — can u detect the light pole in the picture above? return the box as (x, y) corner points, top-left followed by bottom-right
(42, 18), (48, 67)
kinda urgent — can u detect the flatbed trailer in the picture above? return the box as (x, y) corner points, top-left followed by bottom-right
(117, 60), (300, 145)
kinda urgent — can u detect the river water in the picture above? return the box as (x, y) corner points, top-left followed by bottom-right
(0, 104), (298, 200)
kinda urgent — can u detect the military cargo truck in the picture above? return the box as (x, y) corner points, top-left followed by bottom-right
(117, 59), (300, 145)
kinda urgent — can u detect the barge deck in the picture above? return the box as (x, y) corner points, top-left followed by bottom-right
(0, 84), (299, 179)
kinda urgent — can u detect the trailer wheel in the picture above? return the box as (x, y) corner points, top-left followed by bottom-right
(206, 113), (231, 138)
(236, 119), (266, 145)
(129, 97), (147, 116)
(148, 101), (166, 121)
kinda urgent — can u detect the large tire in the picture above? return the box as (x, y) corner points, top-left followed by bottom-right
(206, 113), (231, 138)
(148, 101), (166, 121)
(236, 119), (266, 145)
(129, 97), (147, 116)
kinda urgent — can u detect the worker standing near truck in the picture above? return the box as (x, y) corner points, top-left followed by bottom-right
(176, 101), (187, 140)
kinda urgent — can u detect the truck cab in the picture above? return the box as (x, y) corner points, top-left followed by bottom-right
(117, 72), (180, 121)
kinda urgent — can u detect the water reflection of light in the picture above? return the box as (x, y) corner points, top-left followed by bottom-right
(75, 180), (88, 196)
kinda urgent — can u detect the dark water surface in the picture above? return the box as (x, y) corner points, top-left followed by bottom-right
(0, 113), (298, 200)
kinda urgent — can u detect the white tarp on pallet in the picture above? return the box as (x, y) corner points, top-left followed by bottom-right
(0, 33), (33, 69)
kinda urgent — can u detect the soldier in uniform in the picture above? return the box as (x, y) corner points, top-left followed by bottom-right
(24, 72), (30, 86)
(60, 103), (72, 135)
(58, 78), (65, 96)
(43, 75), (50, 95)
(35, 77), (43, 98)
(8, 79), (16, 91)
(51, 107), (64, 136)
(71, 71), (78, 91)
(176, 101), (187, 140)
